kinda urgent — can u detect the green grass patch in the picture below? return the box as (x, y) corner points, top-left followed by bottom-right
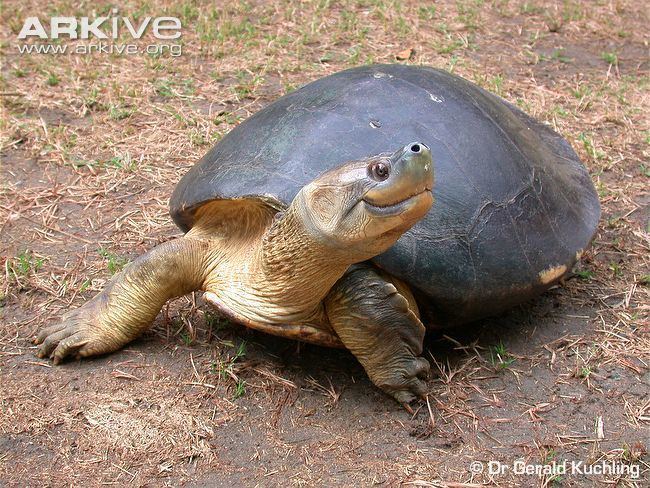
(109, 105), (136, 120)
(578, 133), (605, 160)
(9, 250), (44, 276)
(205, 311), (230, 330)
(46, 72), (60, 87)
(98, 248), (129, 274)
(601, 51), (618, 65)
(575, 269), (594, 280)
(608, 262), (623, 277)
(210, 340), (248, 399)
(490, 341), (515, 369)
(551, 49), (572, 63)
(152, 77), (196, 98)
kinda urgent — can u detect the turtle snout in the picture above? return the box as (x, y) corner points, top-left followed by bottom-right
(363, 142), (434, 209)
(408, 142), (429, 154)
(396, 141), (434, 193)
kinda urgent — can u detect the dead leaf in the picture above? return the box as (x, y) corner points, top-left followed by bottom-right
(395, 48), (414, 61)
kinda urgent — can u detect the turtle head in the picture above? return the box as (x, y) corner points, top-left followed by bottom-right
(296, 142), (434, 259)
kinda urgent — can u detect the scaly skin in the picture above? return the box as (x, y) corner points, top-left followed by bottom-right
(325, 264), (429, 405)
(35, 143), (434, 405)
(36, 238), (211, 362)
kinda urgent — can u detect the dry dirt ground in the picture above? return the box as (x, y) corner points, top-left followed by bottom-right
(1, 0), (649, 486)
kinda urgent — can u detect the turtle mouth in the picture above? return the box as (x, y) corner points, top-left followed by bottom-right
(362, 189), (433, 217)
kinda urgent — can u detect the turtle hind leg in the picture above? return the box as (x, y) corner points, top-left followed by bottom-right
(324, 264), (429, 406)
(35, 237), (212, 363)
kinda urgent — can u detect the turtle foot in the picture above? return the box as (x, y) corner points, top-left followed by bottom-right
(34, 296), (119, 364)
(375, 356), (430, 405)
(325, 263), (430, 408)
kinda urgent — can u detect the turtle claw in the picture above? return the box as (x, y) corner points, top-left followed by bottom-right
(377, 356), (431, 406)
(35, 327), (78, 359)
(401, 402), (415, 415)
(34, 297), (114, 363)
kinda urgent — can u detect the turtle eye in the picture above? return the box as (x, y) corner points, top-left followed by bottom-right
(369, 161), (390, 181)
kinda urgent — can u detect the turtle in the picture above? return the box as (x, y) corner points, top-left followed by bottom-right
(35, 64), (600, 406)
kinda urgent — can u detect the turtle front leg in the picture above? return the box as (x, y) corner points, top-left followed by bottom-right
(324, 264), (430, 406)
(35, 238), (211, 363)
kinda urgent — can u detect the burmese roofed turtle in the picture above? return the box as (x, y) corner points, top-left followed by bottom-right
(35, 65), (600, 406)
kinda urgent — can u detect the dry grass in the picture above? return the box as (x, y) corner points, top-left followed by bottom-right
(1, 0), (648, 486)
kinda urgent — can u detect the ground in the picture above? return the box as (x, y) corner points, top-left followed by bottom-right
(0, 0), (648, 486)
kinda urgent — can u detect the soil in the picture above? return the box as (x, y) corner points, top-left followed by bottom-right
(1, 1), (648, 486)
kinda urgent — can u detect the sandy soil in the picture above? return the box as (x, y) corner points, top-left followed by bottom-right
(1, 1), (648, 486)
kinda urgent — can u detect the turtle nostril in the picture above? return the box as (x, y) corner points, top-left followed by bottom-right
(410, 144), (421, 153)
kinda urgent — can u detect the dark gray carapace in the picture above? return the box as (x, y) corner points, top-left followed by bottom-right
(171, 64), (600, 325)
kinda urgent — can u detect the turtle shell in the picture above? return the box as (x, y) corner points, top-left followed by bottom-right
(170, 64), (600, 325)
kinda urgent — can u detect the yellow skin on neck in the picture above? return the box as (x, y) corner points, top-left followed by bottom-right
(193, 198), (351, 345)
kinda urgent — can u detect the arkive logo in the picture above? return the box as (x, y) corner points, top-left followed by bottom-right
(15, 10), (183, 56)
(18, 10), (182, 40)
